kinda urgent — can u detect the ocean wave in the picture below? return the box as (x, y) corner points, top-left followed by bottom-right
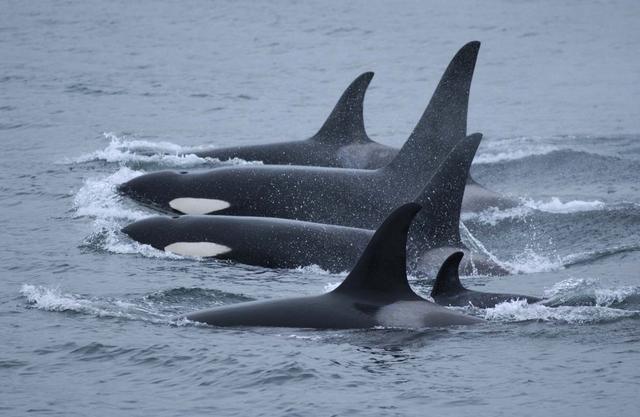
(473, 134), (638, 165)
(473, 135), (572, 164)
(480, 278), (640, 325)
(461, 205), (532, 226)
(476, 134), (640, 166)
(462, 234), (639, 276)
(460, 222), (562, 274)
(68, 132), (262, 168)
(143, 287), (254, 305)
(19, 284), (238, 325)
(459, 222), (516, 274)
(522, 197), (606, 214)
(500, 249), (563, 274)
(543, 278), (640, 309)
(483, 299), (638, 324)
(461, 238), (638, 277)
(462, 197), (607, 226)
(20, 284), (167, 322)
(561, 244), (640, 267)
(475, 143), (560, 164)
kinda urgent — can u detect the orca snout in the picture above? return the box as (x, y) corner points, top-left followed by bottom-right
(117, 181), (135, 197)
(118, 171), (181, 212)
(121, 216), (174, 249)
(121, 221), (143, 242)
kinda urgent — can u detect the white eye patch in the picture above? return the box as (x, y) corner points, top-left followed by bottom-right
(169, 198), (230, 215)
(164, 242), (232, 258)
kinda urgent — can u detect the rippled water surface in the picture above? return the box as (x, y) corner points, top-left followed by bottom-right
(2, 1), (639, 416)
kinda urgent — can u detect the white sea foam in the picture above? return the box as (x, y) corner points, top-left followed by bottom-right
(21, 284), (87, 312)
(501, 249), (563, 274)
(94, 219), (183, 259)
(460, 197), (608, 274)
(544, 277), (592, 299)
(474, 135), (562, 164)
(544, 278), (639, 307)
(522, 197), (606, 214)
(20, 284), (140, 319)
(483, 299), (637, 324)
(72, 167), (181, 258)
(462, 197), (606, 226)
(322, 282), (341, 293)
(461, 205), (533, 226)
(20, 284), (199, 325)
(285, 334), (323, 341)
(475, 144), (560, 164)
(293, 264), (347, 277)
(459, 222), (513, 275)
(69, 132), (262, 167)
(594, 287), (638, 307)
(460, 222), (563, 275)
(73, 166), (148, 220)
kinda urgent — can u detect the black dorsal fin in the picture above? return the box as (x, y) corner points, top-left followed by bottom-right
(383, 41), (480, 179)
(431, 252), (467, 296)
(310, 72), (374, 145)
(408, 133), (482, 254)
(334, 203), (421, 299)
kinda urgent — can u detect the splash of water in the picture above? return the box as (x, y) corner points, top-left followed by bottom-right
(463, 197), (607, 227)
(69, 132), (262, 168)
(483, 298), (638, 324)
(20, 284), (165, 321)
(73, 167), (180, 258)
(543, 278), (640, 308)
(475, 141), (560, 164)
(19, 284), (243, 325)
(73, 166), (148, 220)
(521, 197), (605, 213)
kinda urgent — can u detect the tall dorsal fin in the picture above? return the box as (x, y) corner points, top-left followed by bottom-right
(408, 133), (483, 254)
(334, 203), (421, 299)
(383, 41), (480, 179)
(431, 252), (467, 296)
(310, 72), (374, 145)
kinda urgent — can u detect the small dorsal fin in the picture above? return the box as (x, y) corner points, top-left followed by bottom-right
(431, 252), (467, 296)
(334, 203), (421, 299)
(383, 41), (480, 179)
(310, 72), (374, 145)
(409, 133), (482, 254)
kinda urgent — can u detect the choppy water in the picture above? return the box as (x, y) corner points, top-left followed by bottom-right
(1, 1), (639, 416)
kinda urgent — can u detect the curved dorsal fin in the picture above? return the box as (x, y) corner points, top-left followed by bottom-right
(334, 203), (421, 299)
(310, 72), (374, 145)
(384, 41), (480, 178)
(431, 252), (466, 296)
(409, 133), (482, 254)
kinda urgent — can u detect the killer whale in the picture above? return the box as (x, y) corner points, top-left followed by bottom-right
(184, 203), (483, 329)
(193, 72), (397, 169)
(431, 252), (542, 308)
(183, 50), (514, 212)
(120, 42), (481, 226)
(123, 134), (509, 275)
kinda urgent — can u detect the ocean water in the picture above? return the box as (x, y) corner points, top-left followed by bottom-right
(1, 1), (639, 416)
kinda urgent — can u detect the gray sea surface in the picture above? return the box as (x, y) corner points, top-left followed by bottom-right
(1, 1), (639, 416)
